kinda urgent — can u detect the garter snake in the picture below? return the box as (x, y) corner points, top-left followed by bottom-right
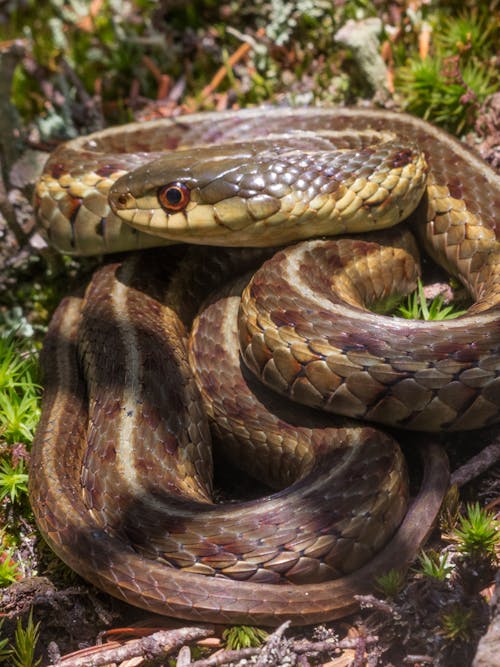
(29, 107), (499, 625)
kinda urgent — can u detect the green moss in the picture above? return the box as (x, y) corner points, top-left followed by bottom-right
(396, 9), (498, 133)
(0, 337), (40, 449)
(375, 568), (406, 598)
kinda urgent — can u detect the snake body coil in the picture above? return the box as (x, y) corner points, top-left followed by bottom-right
(30, 107), (499, 625)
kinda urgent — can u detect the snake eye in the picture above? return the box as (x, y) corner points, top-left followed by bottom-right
(158, 182), (190, 212)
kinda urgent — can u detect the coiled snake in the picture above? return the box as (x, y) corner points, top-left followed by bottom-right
(30, 107), (499, 625)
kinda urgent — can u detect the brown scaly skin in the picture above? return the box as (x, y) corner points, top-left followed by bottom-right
(30, 107), (499, 625)
(239, 231), (500, 431)
(29, 247), (448, 625)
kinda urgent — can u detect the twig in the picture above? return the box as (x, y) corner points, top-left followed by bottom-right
(293, 636), (378, 653)
(200, 29), (265, 100)
(418, 23), (432, 60)
(189, 647), (259, 666)
(254, 620), (290, 666)
(49, 626), (213, 667)
(187, 626), (378, 667)
(353, 635), (368, 667)
(403, 655), (434, 664)
(60, 58), (104, 131)
(142, 55), (172, 99)
(176, 644), (192, 666)
(354, 595), (395, 615)
(451, 436), (500, 487)
(200, 42), (251, 99)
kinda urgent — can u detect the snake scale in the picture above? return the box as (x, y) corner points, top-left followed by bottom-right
(30, 107), (499, 625)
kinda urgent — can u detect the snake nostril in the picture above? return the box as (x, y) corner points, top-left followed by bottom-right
(117, 193), (130, 207)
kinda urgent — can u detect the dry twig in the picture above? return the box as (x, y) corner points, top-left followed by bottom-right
(186, 624), (378, 667)
(354, 595), (395, 616)
(200, 29), (265, 100)
(48, 626), (213, 667)
(451, 435), (500, 488)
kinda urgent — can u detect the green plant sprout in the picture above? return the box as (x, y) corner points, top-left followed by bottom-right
(434, 10), (496, 61)
(222, 625), (268, 650)
(418, 550), (454, 581)
(0, 619), (12, 664)
(0, 459), (29, 504)
(0, 549), (22, 587)
(453, 502), (500, 562)
(0, 336), (40, 447)
(440, 606), (475, 642)
(396, 279), (467, 321)
(0, 338), (34, 392)
(397, 56), (496, 134)
(375, 569), (405, 598)
(0, 610), (41, 667)
(11, 610), (41, 667)
(0, 335), (39, 505)
(0, 391), (40, 446)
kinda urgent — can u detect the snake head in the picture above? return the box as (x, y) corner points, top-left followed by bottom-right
(109, 138), (428, 247)
(108, 143), (287, 246)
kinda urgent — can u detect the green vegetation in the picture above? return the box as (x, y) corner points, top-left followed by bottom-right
(374, 568), (406, 598)
(0, 549), (22, 587)
(418, 502), (499, 592)
(396, 279), (467, 321)
(11, 611), (41, 667)
(395, 10), (498, 133)
(0, 459), (29, 504)
(418, 550), (454, 582)
(6, 0), (165, 126)
(440, 605), (476, 642)
(0, 611), (41, 667)
(0, 336), (39, 588)
(0, 393), (40, 448)
(222, 625), (268, 650)
(1, 1), (496, 132)
(0, 336), (39, 503)
(453, 502), (500, 563)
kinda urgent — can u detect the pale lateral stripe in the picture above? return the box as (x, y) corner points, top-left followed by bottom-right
(109, 263), (180, 515)
(110, 258), (144, 496)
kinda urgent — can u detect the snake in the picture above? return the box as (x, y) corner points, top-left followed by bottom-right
(29, 107), (499, 626)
